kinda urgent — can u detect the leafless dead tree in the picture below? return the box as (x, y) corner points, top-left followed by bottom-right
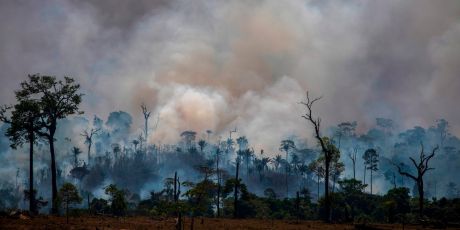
(300, 91), (333, 222)
(393, 143), (438, 219)
(141, 103), (160, 142)
(348, 146), (358, 180)
(81, 128), (100, 165)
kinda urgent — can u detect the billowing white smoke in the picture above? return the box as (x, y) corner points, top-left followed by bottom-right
(0, 0), (459, 155)
(151, 84), (230, 143)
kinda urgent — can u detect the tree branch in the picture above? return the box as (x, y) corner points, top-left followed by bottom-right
(409, 157), (418, 170)
(0, 105), (12, 124)
(392, 161), (417, 181)
(422, 146), (438, 175)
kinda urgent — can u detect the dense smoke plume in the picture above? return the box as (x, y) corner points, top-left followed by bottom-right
(1, 0), (460, 152)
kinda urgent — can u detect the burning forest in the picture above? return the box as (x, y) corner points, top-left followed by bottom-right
(0, 0), (460, 229)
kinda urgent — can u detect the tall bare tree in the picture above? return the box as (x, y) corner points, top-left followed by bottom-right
(394, 144), (438, 218)
(300, 91), (335, 222)
(81, 128), (100, 165)
(141, 103), (160, 142)
(141, 103), (151, 140)
(215, 146), (222, 217)
(280, 139), (296, 197)
(233, 156), (240, 218)
(347, 146), (358, 180)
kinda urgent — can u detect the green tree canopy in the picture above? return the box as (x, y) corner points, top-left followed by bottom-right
(105, 184), (127, 216)
(58, 182), (82, 223)
(16, 74), (83, 214)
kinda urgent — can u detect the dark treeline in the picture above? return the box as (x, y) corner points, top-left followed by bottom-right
(1, 75), (460, 227)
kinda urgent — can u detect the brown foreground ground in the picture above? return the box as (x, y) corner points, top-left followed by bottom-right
(0, 216), (457, 230)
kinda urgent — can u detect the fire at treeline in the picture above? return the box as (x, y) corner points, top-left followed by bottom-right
(0, 74), (459, 225)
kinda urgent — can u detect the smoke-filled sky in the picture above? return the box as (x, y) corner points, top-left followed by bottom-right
(1, 0), (460, 153)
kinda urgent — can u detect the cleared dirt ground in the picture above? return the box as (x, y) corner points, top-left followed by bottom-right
(0, 216), (454, 230)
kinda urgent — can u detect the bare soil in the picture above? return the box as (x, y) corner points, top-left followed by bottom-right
(0, 216), (455, 230)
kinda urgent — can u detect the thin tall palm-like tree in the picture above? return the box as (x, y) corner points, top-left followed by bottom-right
(280, 140), (296, 197)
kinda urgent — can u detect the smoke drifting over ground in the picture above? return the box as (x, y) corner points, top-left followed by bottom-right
(1, 0), (460, 153)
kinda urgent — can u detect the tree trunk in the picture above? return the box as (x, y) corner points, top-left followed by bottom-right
(296, 191), (300, 222)
(246, 157), (249, 179)
(418, 179), (424, 218)
(363, 167), (366, 191)
(352, 160), (356, 180)
(174, 172), (177, 202)
(28, 131), (36, 215)
(233, 160), (239, 218)
(324, 157), (331, 222)
(285, 151), (289, 197)
(216, 155), (220, 217)
(49, 135), (58, 215)
(370, 169), (373, 194)
(87, 142), (92, 165)
(332, 174), (336, 193)
(145, 119), (148, 141)
(174, 170), (180, 227)
(317, 173), (320, 202)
